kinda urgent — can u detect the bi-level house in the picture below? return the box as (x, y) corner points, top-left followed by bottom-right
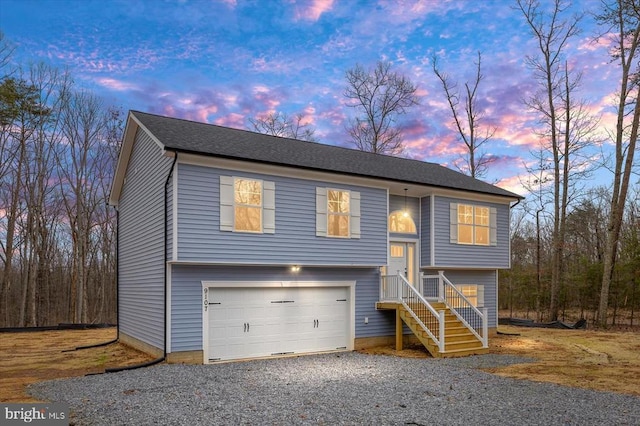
(108, 111), (522, 364)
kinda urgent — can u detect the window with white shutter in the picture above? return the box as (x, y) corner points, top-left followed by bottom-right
(220, 176), (275, 234)
(316, 187), (360, 239)
(450, 203), (496, 246)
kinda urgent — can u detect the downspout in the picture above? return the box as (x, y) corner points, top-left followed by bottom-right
(161, 151), (179, 361)
(94, 152), (178, 374)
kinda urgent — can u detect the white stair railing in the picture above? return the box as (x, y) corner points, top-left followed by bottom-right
(381, 274), (445, 353)
(438, 272), (488, 348)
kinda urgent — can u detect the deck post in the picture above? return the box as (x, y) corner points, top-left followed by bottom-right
(438, 270), (445, 302)
(482, 307), (489, 348)
(395, 308), (403, 351)
(438, 310), (446, 353)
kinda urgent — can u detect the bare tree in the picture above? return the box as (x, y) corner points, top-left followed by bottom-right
(0, 73), (52, 325)
(596, 0), (640, 326)
(249, 111), (316, 141)
(57, 90), (109, 323)
(344, 61), (418, 155)
(517, 0), (598, 321)
(432, 51), (496, 179)
(0, 54), (121, 327)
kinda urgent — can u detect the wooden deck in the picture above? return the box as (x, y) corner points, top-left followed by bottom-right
(376, 301), (488, 358)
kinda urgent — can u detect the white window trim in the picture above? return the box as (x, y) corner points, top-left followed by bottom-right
(220, 175), (275, 234)
(455, 284), (485, 308)
(450, 202), (497, 246)
(388, 209), (417, 234)
(316, 187), (360, 239)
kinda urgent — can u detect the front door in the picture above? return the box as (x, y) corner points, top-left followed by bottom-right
(389, 242), (416, 285)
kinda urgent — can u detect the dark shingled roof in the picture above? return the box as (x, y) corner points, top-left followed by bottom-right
(132, 111), (522, 200)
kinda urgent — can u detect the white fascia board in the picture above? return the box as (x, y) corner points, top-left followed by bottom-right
(108, 112), (168, 206)
(108, 115), (138, 206)
(430, 188), (519, 205)
(167, 260), (383, 267)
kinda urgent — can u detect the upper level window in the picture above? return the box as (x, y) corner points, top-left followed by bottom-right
(220, 176), (275, 234)
(457, 204), (489, 245)
(328, 189), (350, 237)
(316, 187), (360, 239)
(234, 178), (262, 232)
(389, 210), (417, 234)
(450, 202), (496, 246)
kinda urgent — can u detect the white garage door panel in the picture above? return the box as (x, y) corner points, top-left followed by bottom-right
(206, 286), (350, 361)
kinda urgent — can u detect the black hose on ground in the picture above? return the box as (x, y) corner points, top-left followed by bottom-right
(497, 330), (521, 336)
(85, 356), (165, 376)
(61, 338), (118, 352)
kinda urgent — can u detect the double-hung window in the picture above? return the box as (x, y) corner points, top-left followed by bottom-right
(316, 187), (360, 239)
(220, 176), (275, 234)
(234, 178), (262, 232)
(327, 189), (350, 237)
(450, 203), (496, 246)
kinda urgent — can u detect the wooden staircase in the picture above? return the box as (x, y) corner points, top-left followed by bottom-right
(395, 301), (488, 358)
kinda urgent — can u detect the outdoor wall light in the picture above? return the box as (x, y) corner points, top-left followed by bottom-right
(291, 265), (300, 272)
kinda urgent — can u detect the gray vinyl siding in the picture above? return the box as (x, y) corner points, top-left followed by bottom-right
(118, 129), (174, 350)
(420, 196), (431, 267)
(176, 163), (387, 265)
(170, 265), (393, 352)
(433, 196), (510, 268)
(430, 269), (498, 328)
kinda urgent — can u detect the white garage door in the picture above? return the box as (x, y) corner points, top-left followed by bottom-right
(205, 286), (350, 362)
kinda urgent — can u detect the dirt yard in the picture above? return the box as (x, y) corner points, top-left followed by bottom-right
(1, 326), (639, 402)
(0, 328), (153, 402)
(361, 325), (640, 396)
(488, 325), (640, 396)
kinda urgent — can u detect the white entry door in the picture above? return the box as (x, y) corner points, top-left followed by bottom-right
(389, 242), (416, 285)
(205, 286), (350, 362)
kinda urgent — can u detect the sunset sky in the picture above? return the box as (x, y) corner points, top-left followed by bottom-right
(0, 0), (620, 196)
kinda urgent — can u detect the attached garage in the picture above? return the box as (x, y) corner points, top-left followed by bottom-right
(202, 281), (355, 363)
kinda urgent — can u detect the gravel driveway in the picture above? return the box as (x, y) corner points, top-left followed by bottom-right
(29, 352), (640, 425)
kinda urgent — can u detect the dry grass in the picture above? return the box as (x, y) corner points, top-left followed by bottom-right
(0, 328), (154, 402)
(360, 325), (640, 397)
(1, 326), (639, 403)
(489, 325), (640, 396)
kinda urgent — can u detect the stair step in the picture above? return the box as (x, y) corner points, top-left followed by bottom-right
(398, 304), (486, 359)
(445, 340), (484, 350)
(444, 333), (476, 342)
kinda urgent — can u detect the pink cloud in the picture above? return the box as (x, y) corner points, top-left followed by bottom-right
(494, 174), (529, 196)
(291, 0), (335, 22)
(252, 85), (282, 111)
(215, 113), (246, 129)
(96, 78), (139, 91)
